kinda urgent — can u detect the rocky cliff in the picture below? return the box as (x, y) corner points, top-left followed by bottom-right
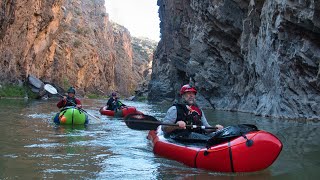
(132, 37), (157, 96)
(0, 0), (154, 96)
(149, 0), (320, 119)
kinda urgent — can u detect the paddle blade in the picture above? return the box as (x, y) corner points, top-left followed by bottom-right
(44, 84), (58, 95)
(124, 114), (160, 130)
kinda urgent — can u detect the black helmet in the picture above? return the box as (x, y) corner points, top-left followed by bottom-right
(67, 87), (76, 94)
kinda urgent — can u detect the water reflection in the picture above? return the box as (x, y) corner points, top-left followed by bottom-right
(0, 98), (319, 179)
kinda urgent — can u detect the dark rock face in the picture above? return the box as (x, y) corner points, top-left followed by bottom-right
(149, 0), (320, 119)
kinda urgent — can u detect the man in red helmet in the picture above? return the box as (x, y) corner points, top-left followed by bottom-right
(162, 84), (223, 135)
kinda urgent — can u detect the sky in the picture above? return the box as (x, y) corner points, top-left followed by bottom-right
(105, 0), (160, 41)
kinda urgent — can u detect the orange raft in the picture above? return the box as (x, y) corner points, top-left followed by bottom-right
(147, 128), (282, 172)
(99, 106), (143, 117)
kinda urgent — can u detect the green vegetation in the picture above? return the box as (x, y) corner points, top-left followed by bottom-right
(73, 40), (82, 48)
(63, 78), (71, 90)
(87, 93), (100, 99)
(135, 96), (148, 102)
(0, 84), (37, 98)
(75, 27), (90, 35)
(74, 9), (82, 16)
(87, 93), (108, 99)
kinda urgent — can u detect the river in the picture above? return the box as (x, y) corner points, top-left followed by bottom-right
(0, 98), (319, 179)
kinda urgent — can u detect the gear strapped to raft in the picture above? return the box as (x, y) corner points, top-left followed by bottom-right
(206, 124), (258, 148)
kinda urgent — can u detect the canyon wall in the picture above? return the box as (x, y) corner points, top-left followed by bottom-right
(0, 0), (155, 96)
(149, 0), (320, 119)
(132, 37), (158, 96)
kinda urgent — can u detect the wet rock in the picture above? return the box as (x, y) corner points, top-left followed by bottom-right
(126, 96), (136, 101)
(28, 75), (44, 89)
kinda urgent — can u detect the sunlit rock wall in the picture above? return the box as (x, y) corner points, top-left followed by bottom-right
(149, 0), (320, 119)
(0, 0), (153, 96)
(132, 37), (157, 96)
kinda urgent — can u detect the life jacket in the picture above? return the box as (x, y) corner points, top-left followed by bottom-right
(112, 100), (121, 107)
(65, 96), (77, 107)
(174, 103), (204, 133)
(117, 101), (124, 107)
(107, 98), (124, 111)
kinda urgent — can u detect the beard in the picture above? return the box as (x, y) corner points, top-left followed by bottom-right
(184, 97), (196, 105)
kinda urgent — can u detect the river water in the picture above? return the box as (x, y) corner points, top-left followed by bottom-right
(0, 98), (319, 179)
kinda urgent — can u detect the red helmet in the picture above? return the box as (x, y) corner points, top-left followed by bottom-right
(180, 84), (197, 95)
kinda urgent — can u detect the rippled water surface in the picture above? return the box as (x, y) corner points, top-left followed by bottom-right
(0, 98), (319, 179)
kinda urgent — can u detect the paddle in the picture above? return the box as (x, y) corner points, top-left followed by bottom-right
(124, 113), (218, 130)
(44, 84), (101, 122)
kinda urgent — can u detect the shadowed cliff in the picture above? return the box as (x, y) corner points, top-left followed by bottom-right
(148, 0), (320, 119)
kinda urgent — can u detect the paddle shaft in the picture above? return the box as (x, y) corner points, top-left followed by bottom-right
(124, 115), (218, 130)
(56, 93), (81, 108)
(128, 120), (217, 129)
